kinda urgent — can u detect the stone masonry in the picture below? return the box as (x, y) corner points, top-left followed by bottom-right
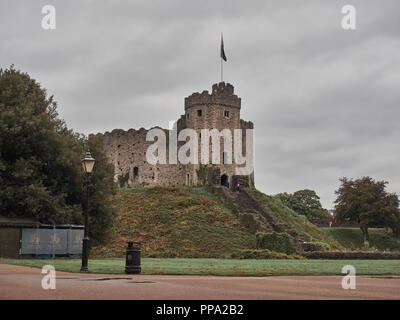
(96, 82), (254, 189)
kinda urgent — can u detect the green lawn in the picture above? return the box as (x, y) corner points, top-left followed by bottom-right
(1, 258), (399, 276)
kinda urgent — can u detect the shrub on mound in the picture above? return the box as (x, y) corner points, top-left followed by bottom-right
(231, 249), (304, 260)
(255, 231), (297, 254)
(299, 241), (330, 252)
(239, 212), (258, 233)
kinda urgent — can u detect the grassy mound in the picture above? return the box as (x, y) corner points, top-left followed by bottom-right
(248, 189), (344, 251)
(91, 187), (254, 258)
(321, 228), (400, 252)
(92, 186), (354, 259)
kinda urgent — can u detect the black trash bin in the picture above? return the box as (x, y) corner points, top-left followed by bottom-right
(125, 241), (141, 274)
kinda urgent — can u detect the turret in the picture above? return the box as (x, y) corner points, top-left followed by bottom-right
(183, 82), (241, 131)
(184, 82), (241, 110)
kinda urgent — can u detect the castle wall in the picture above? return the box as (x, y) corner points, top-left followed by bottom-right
(101, 128), (186, 187)
(98, 82), (254, 189)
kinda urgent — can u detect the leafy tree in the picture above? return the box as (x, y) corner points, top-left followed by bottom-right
(275, 189), (330, 220)
(274, 192), (293, 209)
(86, 134), (117, 243)
(334, 177), (400, 243)
(0, 66), (116, 244)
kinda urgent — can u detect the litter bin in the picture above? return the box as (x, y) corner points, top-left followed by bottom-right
(125, 241), (141, 274)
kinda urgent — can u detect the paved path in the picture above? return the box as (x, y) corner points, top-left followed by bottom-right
(0, 264), (399, 300)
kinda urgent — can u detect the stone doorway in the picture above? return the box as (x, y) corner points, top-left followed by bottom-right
(220, 174), (229, 188)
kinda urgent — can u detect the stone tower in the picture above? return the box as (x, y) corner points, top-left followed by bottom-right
(177, 82), (254, 188)
(184, 82), (241, 132)
(179, 82), (252, 186)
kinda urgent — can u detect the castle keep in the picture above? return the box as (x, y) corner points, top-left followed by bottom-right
(99, 82), (254, 188)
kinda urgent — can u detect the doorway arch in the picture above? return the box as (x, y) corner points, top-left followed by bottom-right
(220, 174), (229, 188)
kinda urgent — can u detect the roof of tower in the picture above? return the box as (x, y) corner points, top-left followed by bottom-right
(184, 82), (241, 110)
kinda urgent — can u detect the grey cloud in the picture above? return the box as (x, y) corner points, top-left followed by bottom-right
(1, 0), (399, 208)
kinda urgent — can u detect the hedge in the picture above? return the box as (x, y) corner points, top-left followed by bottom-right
(255, 231), (297, 254)
(230, 249), (303, 260)
(303, 251), (400, 260)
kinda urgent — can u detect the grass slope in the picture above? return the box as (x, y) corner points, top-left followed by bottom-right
(91, 187), (254, 258)
(249, 189), (344, 251)
(92, 186), (348, 258)
(322, 228), (400, 252)
(2, 258), (400, 276)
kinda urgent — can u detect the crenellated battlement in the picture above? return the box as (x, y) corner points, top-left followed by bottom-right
(184, 82), (241, 110)
(240, 119), (254, 129)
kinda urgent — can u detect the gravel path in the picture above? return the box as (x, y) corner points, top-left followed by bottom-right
(0, 264), (399, 300)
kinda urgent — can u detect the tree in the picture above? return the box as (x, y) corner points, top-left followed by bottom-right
(0, 66), (116, 244)
(275, 189), (330, 220)
(334, 177), (400, 243)
(86, 134), (117, 244)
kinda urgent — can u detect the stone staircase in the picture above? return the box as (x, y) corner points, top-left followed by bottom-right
(215, 186), (315, 252)
(216, 186), (282, 233)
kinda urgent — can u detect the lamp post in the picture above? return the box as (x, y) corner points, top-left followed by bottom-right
(80, 151), (95, 272)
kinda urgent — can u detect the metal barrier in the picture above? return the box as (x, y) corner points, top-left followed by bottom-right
(20, 227), (83, 256)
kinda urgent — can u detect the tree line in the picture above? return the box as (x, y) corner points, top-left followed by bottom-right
(275, 178), (400, 243)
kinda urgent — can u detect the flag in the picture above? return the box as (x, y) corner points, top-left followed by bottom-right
(220, 34), (227, 61)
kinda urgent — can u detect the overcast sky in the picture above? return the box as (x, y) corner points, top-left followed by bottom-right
(2, 0), (399, 208)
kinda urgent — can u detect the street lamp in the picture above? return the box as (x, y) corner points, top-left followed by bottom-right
(80, 151), (95, 272)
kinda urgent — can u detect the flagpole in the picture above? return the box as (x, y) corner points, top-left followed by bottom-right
(220, 32), (226, 83)
(221, 56), (223, 82)
(220, 32), (223, 82)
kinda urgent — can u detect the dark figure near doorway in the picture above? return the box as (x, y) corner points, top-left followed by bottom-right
(235, 182), (241, 193)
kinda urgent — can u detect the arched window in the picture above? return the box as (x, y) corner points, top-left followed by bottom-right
(133, 166), (139, 178)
